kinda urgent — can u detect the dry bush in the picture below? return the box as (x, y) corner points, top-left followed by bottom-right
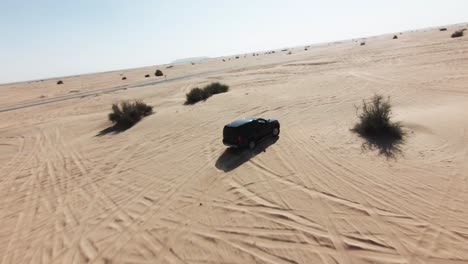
(451, 29), (466, 38)
(155, 69), (163, 76)
(108, 100), (153, 128)
(185, 82), (229, 105)
(185, 88), (209, 105)
(352, 95), (402, 139)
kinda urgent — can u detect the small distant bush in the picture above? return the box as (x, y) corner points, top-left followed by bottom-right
(451, 29), (465, 38)
(235, 56), (239, 59)
(57, 80), (63, 85)
(439, 28), (447, 31)
(287, 51), (292, 55)
(393, 35), (398, 39)
(166, 65), (174, 69)
(145, 74), (150, 78)
(185, 82), (229, 105)
(108, 100), (153, 128)
(155, 69), (163, 76)
(352, 95), (402, 139)
(122, 77), (127, 80)
(360, 42), (366, 46)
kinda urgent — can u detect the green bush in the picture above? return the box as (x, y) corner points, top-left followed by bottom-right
(352, 95), (402, 139)
(185, 82), (229, 105)
(155, 69), (163, 76)
(108, 100), (153, 128)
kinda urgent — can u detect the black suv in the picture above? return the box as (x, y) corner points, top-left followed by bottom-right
(223, 117), (280, 149)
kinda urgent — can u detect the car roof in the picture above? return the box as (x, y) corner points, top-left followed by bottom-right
(226, 117), (257, 127)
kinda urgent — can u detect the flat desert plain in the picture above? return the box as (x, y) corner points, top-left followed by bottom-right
(1, 25), (468, 264)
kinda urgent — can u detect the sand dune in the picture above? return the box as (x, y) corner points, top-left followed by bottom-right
(1, 24), (468, 263)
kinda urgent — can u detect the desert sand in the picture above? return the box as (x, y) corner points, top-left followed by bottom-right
(1, 24), (468, 263)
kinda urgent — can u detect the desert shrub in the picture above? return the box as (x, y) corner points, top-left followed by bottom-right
(440, 28), (447, 31)
(204, 82), (229, 95)
(145, 74), (150, 78)
(185, 87), (209, 105)
(185, 82), (229, 105)
(122, 77), (127, 80)
(108, 100), (153, 128)
(235, 56), (239, 59)
(451, 29), (465, 38)
(57, 80), (63, 85)
(155, 69), (163, 76)
(393, 35), (398, 39)
(166, 65), (174, 68)
(352, 95), (402, 139)
(287, 51), (292, 55)
(360, 42), (366, 46)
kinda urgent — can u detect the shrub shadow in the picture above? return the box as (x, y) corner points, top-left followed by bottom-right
(96, 124), (129, 136)
(357, 132), (406, 160)
(216, 136), (279, 172)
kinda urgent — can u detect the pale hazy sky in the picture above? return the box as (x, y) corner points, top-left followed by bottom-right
(1, 0), (467, 84)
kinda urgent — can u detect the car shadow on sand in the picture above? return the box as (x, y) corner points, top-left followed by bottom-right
(215, 136), (279, 172)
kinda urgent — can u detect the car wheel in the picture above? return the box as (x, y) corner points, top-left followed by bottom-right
(272, 127), (280, 136)
(248, 140), (256, 150)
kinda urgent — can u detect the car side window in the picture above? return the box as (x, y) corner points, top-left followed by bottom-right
(257, 119), (267, 124)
